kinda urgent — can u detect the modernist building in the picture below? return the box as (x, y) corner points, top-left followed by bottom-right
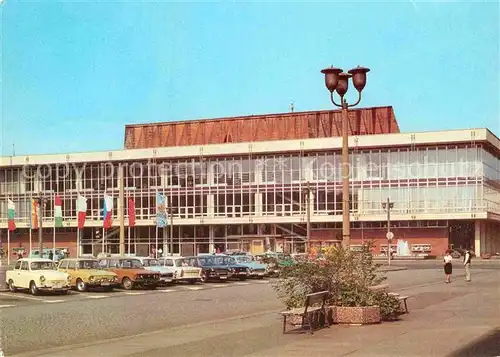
(1, 106), (499, 258)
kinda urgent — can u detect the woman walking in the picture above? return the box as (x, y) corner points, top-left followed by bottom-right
(443, 250), (453, 283)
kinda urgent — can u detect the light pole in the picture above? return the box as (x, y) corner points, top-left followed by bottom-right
(321, 65), (370, 249)
(382, 197), (394, 265)
(168, 196), (174, 256)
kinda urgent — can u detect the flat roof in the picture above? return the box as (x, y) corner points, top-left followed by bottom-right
(1, 128), (499, 167)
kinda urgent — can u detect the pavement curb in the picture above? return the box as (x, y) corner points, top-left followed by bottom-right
(378, 266), (408, 272)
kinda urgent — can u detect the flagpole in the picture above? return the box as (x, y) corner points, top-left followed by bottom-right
(102, 227), (105, 254)
(155, 225), (158, 259)
(52, 193), (56, 260)
(29, 228), (32, 256)
(128, 226), (131, 255)
(77, 228), (80, 258)
(7, 229), (10, 266)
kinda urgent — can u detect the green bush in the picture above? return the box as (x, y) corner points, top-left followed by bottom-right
(272, 242), (401, 320)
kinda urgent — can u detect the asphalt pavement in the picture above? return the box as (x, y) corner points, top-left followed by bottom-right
(1, 264), (499, 357)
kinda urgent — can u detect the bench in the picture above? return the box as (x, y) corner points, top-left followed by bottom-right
(388, 292), (410, 314)
(369, 284), (410, 314)
(280, 291), (329, 334)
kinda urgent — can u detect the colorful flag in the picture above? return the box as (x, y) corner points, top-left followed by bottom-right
(31, 199), (39, 229)
(54, 195), (63, 228)
(156, 192), (167, 228)
(128, 198), (136, 227)
(77, 196), (87, 229)
(102, 194), (113, 229)
(7, 199), (16, 231)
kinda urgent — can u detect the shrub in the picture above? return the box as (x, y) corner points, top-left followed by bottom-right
(272, 242), (401, 320)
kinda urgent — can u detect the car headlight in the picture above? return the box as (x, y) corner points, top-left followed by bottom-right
(40, 276), (46, 282)
(210, 268), (215, 272)
(67, 276), (71, 282)
(248, 267), (253, 272)
(89, 276), (94, 282)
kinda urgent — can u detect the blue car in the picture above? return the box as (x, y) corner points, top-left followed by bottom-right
(232, 255), (267, 278)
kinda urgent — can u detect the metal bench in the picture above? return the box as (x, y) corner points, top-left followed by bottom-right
(280, 291), (329, 334)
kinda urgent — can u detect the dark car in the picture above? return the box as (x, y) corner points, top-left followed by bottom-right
(203, 254), (249, 280)
(185, 256), (230, 283)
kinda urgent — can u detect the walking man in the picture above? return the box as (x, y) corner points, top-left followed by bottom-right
(464, 249), (472, 282)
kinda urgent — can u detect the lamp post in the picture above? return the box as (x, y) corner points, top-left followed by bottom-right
(321, 65), (370, 248)
(382, 197), (394, 265)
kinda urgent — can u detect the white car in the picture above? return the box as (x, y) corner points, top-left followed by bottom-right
(137, 257), (175, 285)
(158, 256), (202, 284)
(6, 258), (71, 295)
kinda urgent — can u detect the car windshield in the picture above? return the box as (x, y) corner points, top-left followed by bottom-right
(213, 256), (235, 265)
(175, 259), (191, 267)
(143, 259), (159, 267)
(77, 260), (100, 269)
(236, 256), (252, 263)
(118, 259), (143, 268)
(31, 261), (56, 270)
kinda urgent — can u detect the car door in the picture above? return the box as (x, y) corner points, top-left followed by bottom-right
(19, 261), (30, 288)
(10, 260), (22, 287)
(66, 260), (77, 286)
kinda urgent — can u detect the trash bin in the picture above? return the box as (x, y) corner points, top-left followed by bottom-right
(0, 265), (8, 292)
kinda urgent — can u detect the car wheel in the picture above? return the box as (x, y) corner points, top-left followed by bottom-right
(8, 279), (16, 293)
(200, 272), (207, 283)
(122, 277), (133, 290)
(76, 279), (87, 292)
(30, 281), (38, 296)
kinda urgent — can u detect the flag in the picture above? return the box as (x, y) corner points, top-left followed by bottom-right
(156, 192), (167, 228)
(77, 196), (87, 229)
(128, 198), (136, 227)
(54, 195), (63, 228)
(7, 199), (16, 231)
(102, 194), (113, 229)
(31, 199), (39, 229)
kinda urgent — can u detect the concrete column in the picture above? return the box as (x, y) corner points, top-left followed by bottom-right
(209, 226), (215, 253)
(207, 194), (214, 217)
(254, 193), (262, 216)
(474, 220), (486, 256)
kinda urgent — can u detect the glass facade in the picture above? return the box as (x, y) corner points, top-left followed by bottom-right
(1, 144), (498, 222)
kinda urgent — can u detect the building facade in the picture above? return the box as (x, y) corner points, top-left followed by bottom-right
(1, 108), (500, 258)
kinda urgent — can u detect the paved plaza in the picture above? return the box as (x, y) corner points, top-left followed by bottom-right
(1, 263), (498, 357)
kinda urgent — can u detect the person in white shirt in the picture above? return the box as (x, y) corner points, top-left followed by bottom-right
(443, 250), (453, 283)
(463, 249), (472, 282)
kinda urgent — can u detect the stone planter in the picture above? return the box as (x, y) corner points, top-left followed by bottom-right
(330, 306), (381, 325)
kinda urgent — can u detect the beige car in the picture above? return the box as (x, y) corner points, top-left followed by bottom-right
(58, 258), (119, 292)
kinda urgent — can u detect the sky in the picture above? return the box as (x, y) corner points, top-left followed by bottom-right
(1, 0), (499, 156)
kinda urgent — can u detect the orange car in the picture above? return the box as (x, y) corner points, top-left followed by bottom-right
(98, 257), (160, 290)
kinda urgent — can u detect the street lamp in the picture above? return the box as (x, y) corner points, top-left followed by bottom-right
(321, 65), (370, 248)
(382, 197), (394, 265)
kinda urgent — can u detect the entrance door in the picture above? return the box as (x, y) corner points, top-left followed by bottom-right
(251, 240), (264, 255)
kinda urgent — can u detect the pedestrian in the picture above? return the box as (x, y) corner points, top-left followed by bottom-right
(49, 251), (54, 261)
(464, 249), (472, 282)
(443, 250), (453, 283)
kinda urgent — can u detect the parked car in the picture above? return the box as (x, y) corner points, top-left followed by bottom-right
(158, 256), (202, 284)
(6, 258), (71, 295)
(58, 258), (119, 292)
(207, 255), (250, 280)
(232, 254), (267, 278)
(137, 257), (174, 285)
(185, 256), (230, 283)
(97, 256), (160, 290)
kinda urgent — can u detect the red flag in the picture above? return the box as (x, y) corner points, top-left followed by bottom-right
(128, 198), (136, 227)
